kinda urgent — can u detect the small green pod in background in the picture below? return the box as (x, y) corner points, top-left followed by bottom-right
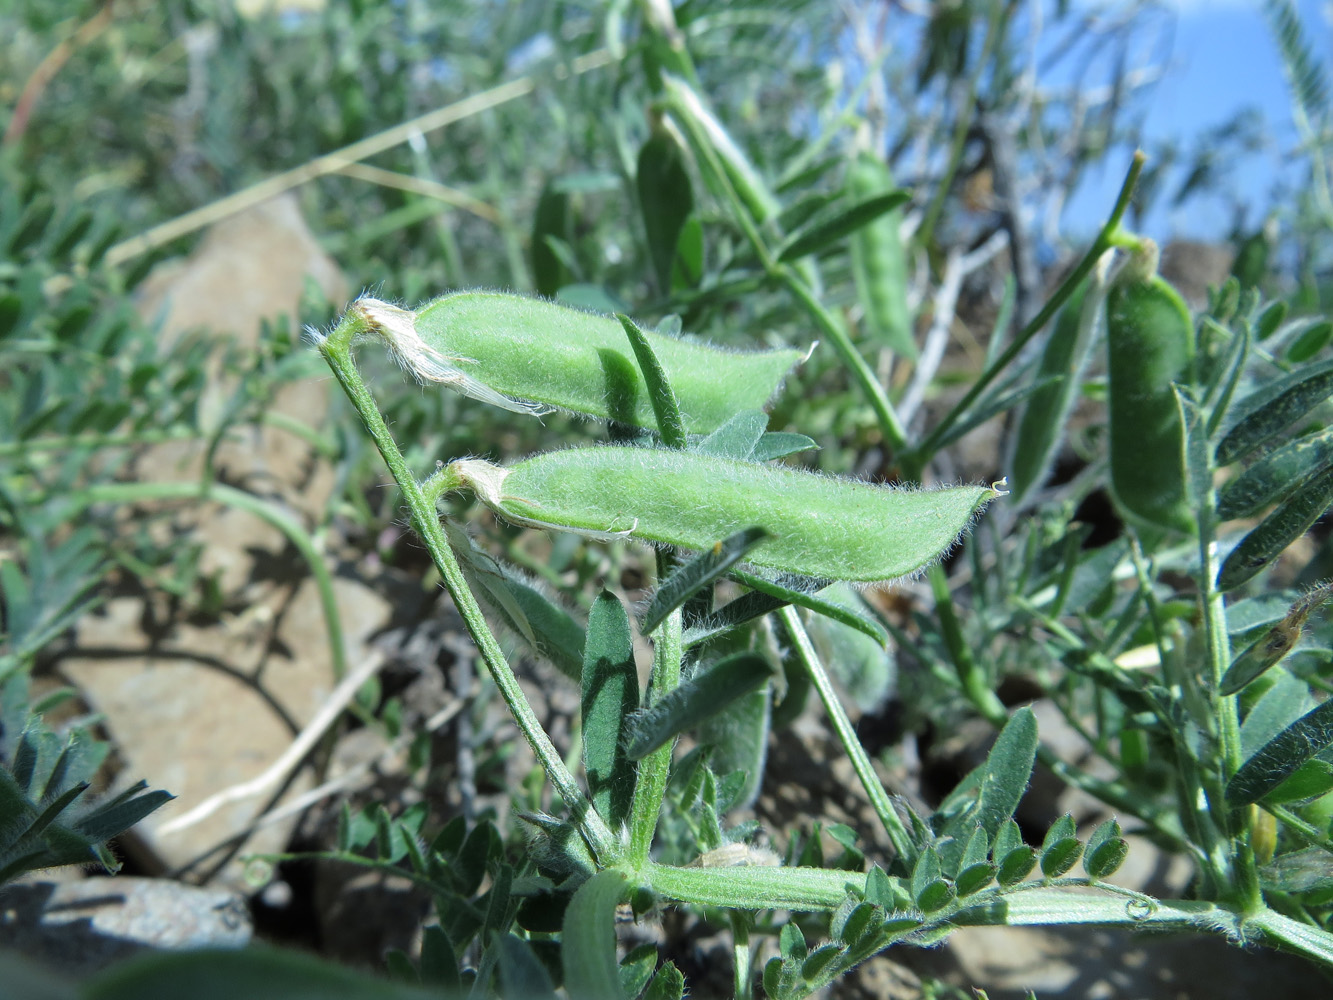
(847, 151), (915, 359)
(448, 446), (1002, 583)
(1105, 241), (1196, 534)
(350, 293), (805, 433)
(1009, 251), (1114, 506)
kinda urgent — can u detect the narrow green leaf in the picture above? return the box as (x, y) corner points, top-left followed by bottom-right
(1288, 319), (1333, 363)
(1085, 836), (1129, 880)
(730, 569), (888, 645)
(1255, 299), (1288, 341)
(82, 946), (439, 1000)
(751, 431), (820, 462)
(497, 933), (557, 1000)
(1229, 695), (1333, 806)
(779, 920), (807, 961)
(992, 818), (1023, 862)
(959, 826), (990, 871)
(1217, 466), (1333, 591)
(909, 848), (942, 904)
(799, 944), (843, 981)
(681, 588), (786, 649)
(1262, 757), (1333, 803)
(1040, 837), (1084, 879)
(532, 181), (573, 296)
(19, 782), (87, 843)
(618, 314), (687, 449)
(996, 846), (1037, 887)
(1216, 428), (1333, 520)
(1241, 669), (1315, 760)
(642, 961), (685, 1000)
(638, 129), (694, 294)
(419, 925), (459, 990)
(837, 901), (880, 946)
(582, 592), (639, 829)
(1217, 358), (1333, 464)
(445, 521), (585, 682)
(672, 217), (704, 289)
(1259, 846), (1333, 894)
(624, 653), (771, 761)
(777, 190), (911, 262)
(696, 409), (768, 460)
(563, 870), (630, 1000)
(640, 528), (770, 635)
(696, 681), (771, 810)
(618, 943), (658, 1000)
(75, 788), (173, 844)
(974, 707), (1039, 840)
(955, 862), (997, 897)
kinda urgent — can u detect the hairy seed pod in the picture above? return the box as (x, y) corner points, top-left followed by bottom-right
(449, 446), (1002, 583)
(847, 151), (915, 358)
(1105, 242), (1196, 533)
(350, 293), (804, 432)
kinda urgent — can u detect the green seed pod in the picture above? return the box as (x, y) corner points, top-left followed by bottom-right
(1216, 428), (1333, 520)
(1105, 242), (1196, 533)
(1010, 253), (1114, 506)
(846, 151), (915, 359)
(350, 294), (804, 432)
(449, 446), (1003, 583)
(1218, 468), (1333, 591)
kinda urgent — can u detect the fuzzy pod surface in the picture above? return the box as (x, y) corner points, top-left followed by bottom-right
(847, 151), (915, 358)
(1105, 250), (1196, 533)
(355, 293), (803, 433)
(451, 447), (1002, 583)
(1010, 276), (1093, 504)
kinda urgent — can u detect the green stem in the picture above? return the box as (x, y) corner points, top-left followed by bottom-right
(778, 271), (908, 453)
(317, 312), (616, 863)
(929, 565), (1006, 721)
(731, 911), (753, 1000)
(779, 606), (915, 862)
(1194, 467), (1257, 909)
(905, 151), (1147, 478)
(628, 582), (683, 870)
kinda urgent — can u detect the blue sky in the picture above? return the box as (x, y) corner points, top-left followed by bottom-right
(1064, 0), (1331, 240)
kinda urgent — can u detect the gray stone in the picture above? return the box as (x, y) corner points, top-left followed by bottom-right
(0, 876), (250, 977)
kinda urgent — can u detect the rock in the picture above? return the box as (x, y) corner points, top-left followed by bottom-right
(0, 876), (250, 977)
(60, 576), (391, 888)
(906, 920), (1330, 999)
(52, 194), (388, 889)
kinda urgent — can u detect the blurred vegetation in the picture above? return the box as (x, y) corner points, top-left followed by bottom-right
(4, 0), (1333, 997)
